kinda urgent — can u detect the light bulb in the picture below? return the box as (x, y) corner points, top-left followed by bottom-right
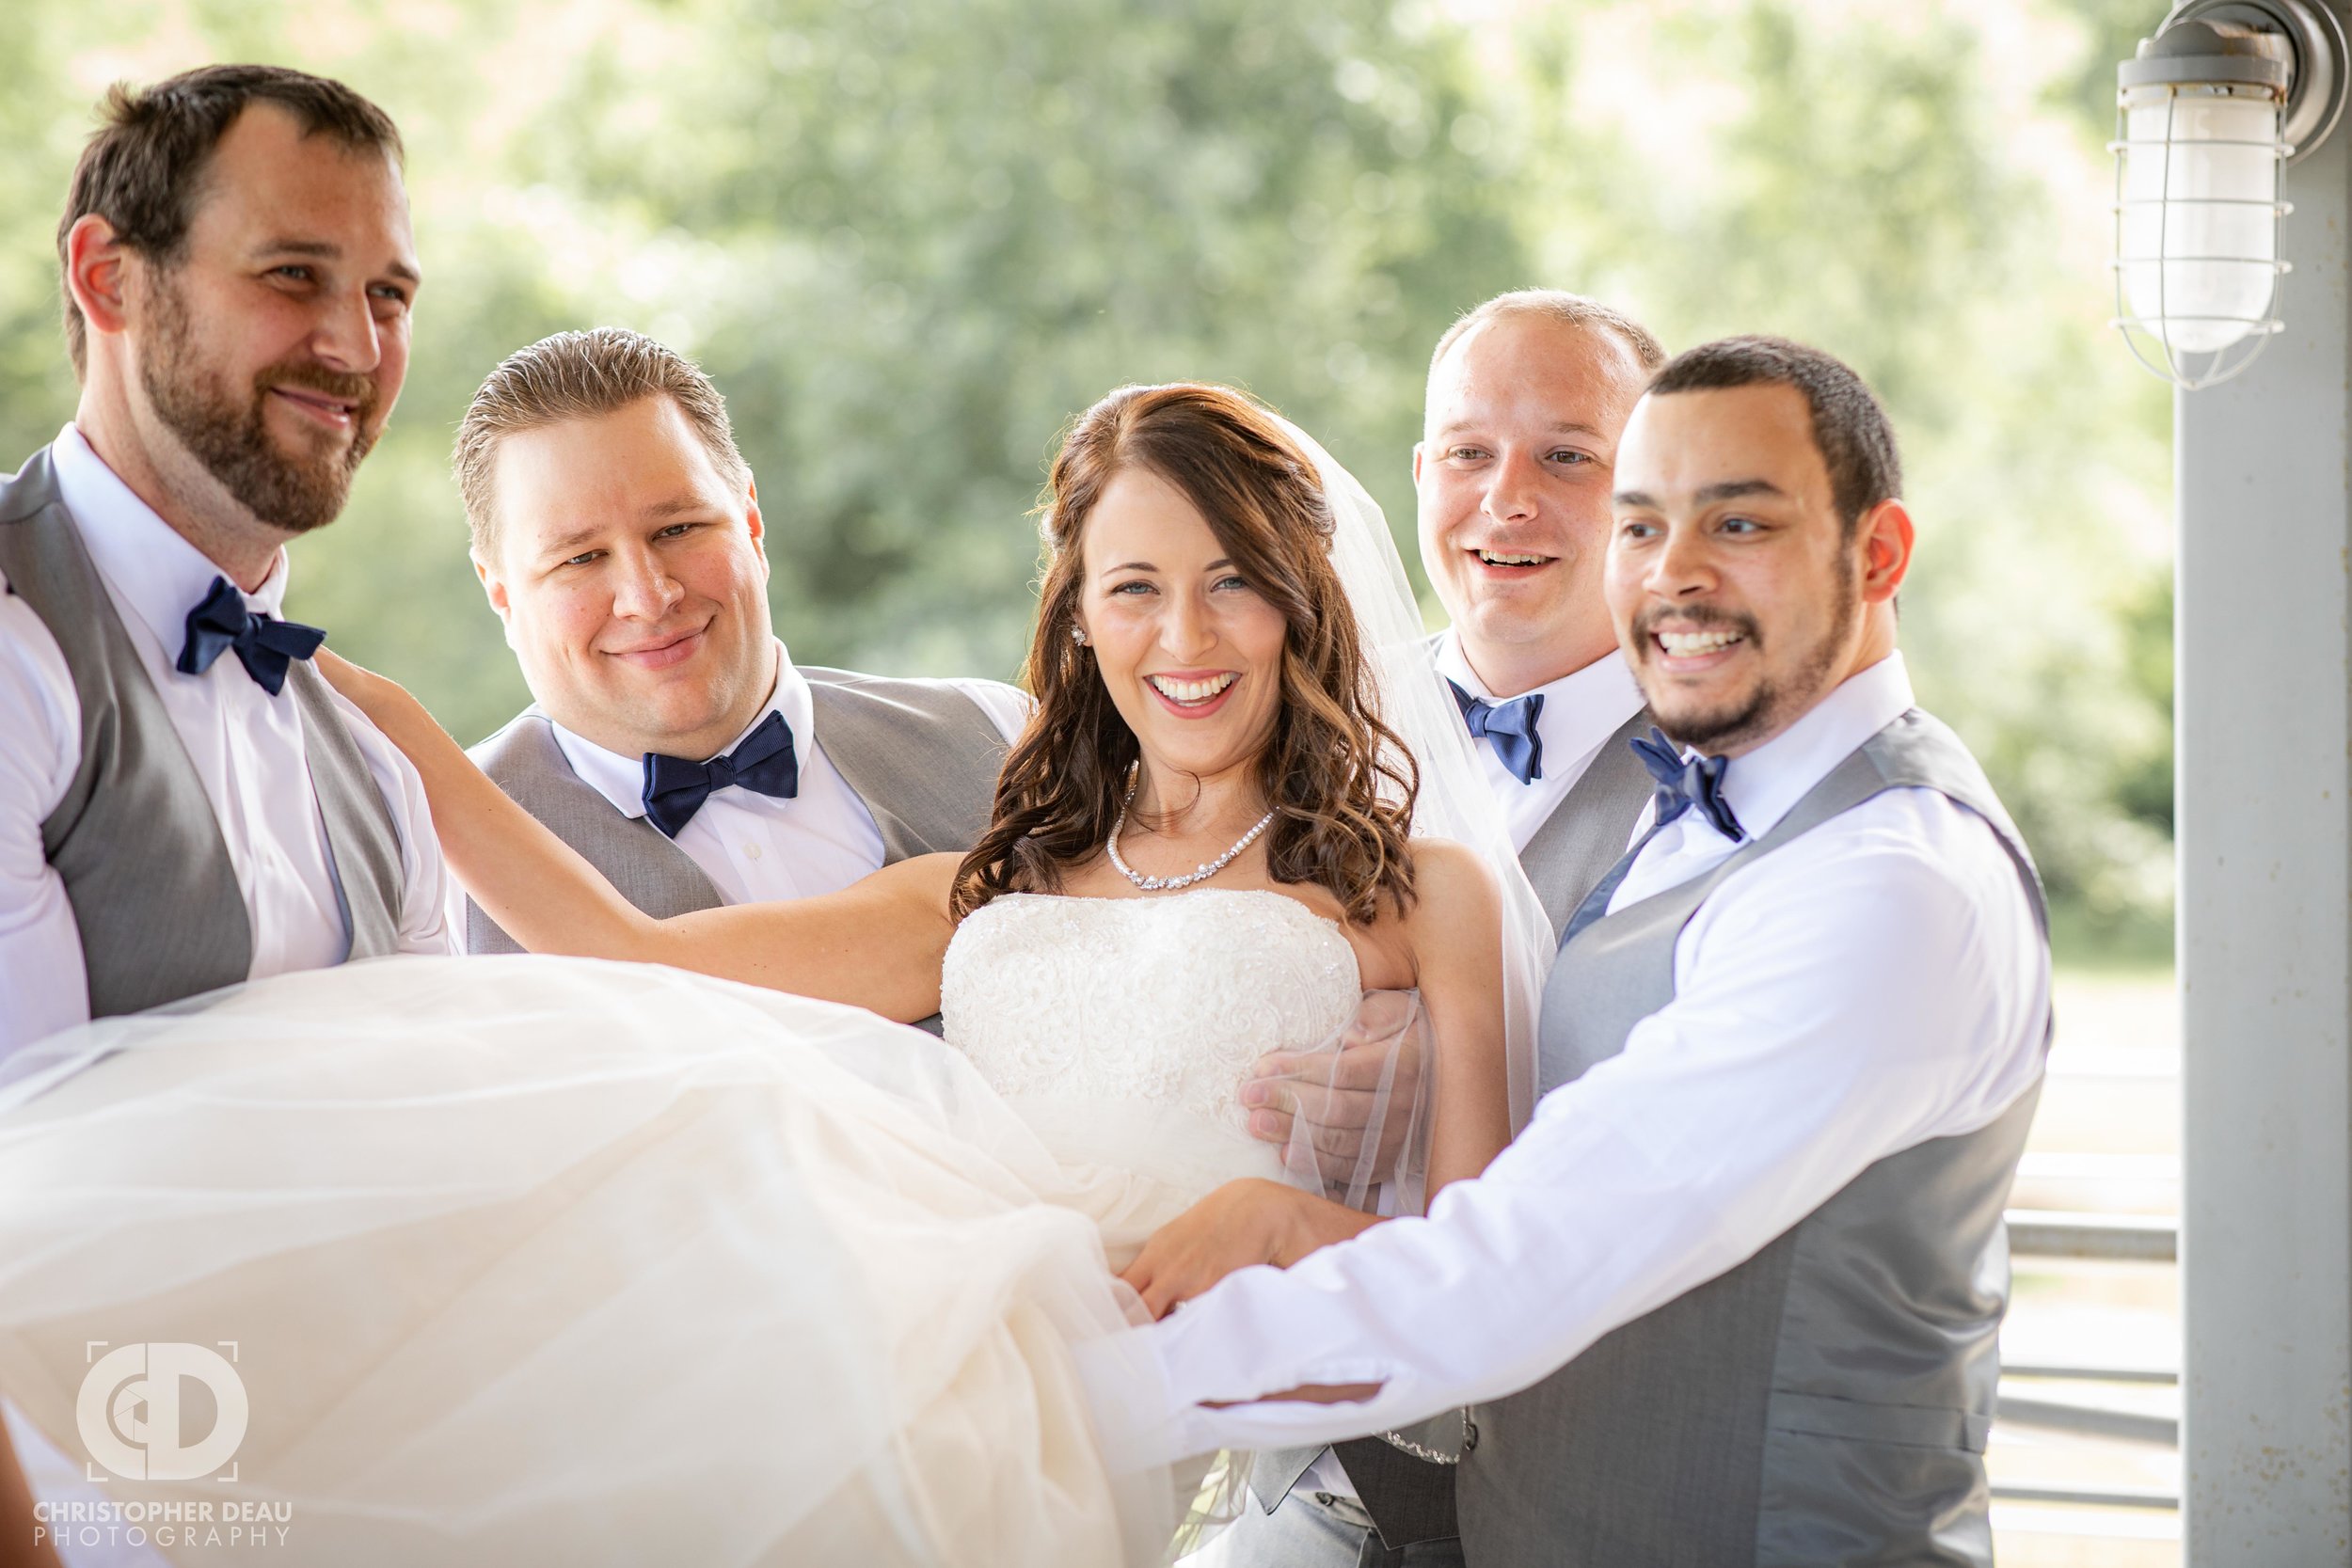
(2120, 87), (2283, 355)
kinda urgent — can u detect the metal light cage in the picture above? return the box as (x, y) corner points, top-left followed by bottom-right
(2108, 83), (2292, 391)
(2109, 0), (2348, 391)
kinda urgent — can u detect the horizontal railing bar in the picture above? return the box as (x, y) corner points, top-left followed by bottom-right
(2110, 256), (2288, 269)
(2003, 1363), (2179, 1386)
(1992, 1482), (2181, 1511)
(2107, 136), (2291, 150)
(2008, 1210), (2178, 1260)
(1996, 1395), (2179, 1447)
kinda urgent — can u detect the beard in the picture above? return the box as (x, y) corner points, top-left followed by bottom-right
(140, 275), (382, 535)
(1633, 568), (1858, 753)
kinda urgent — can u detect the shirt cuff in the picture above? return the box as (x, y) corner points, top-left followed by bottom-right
(1071, 1323), (1199, 1473)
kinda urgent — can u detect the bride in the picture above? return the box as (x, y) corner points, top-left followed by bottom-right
(0, 384), (1549, 1566)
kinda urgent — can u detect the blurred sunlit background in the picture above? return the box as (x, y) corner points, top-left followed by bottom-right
(3, 0), (2184, 1559)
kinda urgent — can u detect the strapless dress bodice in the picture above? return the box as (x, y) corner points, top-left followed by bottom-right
(940, 888), (1362, 1133)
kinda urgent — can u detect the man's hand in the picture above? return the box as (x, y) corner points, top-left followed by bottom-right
(1240, 989), (1424, 1186)
(1117, 1179), (1379, 1320)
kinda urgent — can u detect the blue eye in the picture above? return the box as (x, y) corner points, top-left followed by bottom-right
(1110, 580), (1153, 595)
(1214, 575), (1250, 592)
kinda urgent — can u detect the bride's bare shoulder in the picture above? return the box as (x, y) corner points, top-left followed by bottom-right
(1397, 838), (1502, 952)
(1406, 837), (1501, 904)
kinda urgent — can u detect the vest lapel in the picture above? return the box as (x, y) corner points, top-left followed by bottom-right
(1517, 706), (1655, 938)
(465, 710), (724, 955)
(806, 674), (1004, 863)
(285, 661), (405, 959)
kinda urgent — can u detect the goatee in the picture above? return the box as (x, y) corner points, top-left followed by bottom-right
(1634, 573), (1857, 753)
(141, 277), (381, 535)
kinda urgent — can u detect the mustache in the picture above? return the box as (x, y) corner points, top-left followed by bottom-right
(1630, 604), (1761, 647)
(257, 359), (381, 422)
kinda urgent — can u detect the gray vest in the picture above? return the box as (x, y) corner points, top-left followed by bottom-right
(1457, 708), (2049, 1568)
(1252, 701), (1660, 1549)
(465, 669), (1009, 1028)
(0, 448), (405, 1021)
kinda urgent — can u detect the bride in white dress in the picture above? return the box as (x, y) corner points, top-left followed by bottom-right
(0, 385), (1551, 1567)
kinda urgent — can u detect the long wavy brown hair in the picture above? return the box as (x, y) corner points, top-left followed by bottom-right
(951, 383), (1419, 925)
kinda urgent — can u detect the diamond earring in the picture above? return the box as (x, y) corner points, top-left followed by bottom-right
(1071, 625), (1089, 646)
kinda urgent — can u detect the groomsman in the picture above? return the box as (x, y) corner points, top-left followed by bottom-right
(1236, 291), (1667, 1562)
(1088, 337), (2052, 1568)
(450, 328), (1025, 1008)
(0, 67), (453, 1059)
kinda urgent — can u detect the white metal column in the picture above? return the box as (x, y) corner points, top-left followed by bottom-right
(2178, 5), (2352, 1553)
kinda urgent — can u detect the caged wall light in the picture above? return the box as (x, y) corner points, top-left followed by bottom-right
(2112, 0), (2346, 388)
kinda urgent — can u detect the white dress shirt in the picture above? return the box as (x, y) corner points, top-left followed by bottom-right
(1076, 653), (2051, 1468)
(0, 427), (454, 1057)
(474, 641), (1028, 911)
(1435, 635), (1646, 852)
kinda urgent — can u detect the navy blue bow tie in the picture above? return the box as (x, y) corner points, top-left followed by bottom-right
(641, 709), (800, 839)
(1629, 726), (1745, 843)
(176, 576), (326, 696)
(1450, 680), (1546, 784)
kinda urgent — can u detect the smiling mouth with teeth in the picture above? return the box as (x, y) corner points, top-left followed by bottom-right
(1147, 673), (1239, 705)
(1474, 549), (1554, 567)
(1655, 628), (1747, 657)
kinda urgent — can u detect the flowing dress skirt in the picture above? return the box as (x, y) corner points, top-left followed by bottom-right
(0, 957), (1216, 1566)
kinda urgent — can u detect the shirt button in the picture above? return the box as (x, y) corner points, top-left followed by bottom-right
(742, 842), (764, 862)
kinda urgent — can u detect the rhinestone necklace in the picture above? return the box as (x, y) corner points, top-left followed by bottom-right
(1106, 786), (1276, 893)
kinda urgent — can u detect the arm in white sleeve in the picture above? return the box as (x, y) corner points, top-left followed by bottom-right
(0, 587), (90, 1055)
(1085, 809), (2046, 1462)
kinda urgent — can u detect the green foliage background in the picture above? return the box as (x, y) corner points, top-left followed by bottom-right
(0, 0), (2177, 960)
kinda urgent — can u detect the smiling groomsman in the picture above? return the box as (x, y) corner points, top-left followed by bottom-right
(451, 328), (1026, 1020)
(0, 67), (453, 1060)
(1088, 337), (2052, 1568)
(1234, 291), (1668, 1565)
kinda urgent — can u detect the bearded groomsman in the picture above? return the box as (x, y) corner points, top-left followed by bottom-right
(1234, 291), (1667, 1563)
(1091, 336), (2052, 1568)
(0, 67), (453, 1059)
(450, 328), (1026, 1016)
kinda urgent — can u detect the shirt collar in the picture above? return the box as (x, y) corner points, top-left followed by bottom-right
(50, 423), (293, 653)
(1436, 631), (1646, 775)
(1696, 651), (1916, 846)
(549, 638), (803, 820)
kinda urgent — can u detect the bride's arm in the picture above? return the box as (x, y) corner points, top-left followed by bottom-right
(1401, 838), (1512, 1195)
(317, 650), (958, 1021)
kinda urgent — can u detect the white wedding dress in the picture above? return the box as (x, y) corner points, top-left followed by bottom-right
(0, 887), (1365, 1567)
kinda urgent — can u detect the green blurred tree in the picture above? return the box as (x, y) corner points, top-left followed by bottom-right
(0, 0), (2178, 958)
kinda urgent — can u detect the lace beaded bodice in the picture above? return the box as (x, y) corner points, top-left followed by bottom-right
(939, 889), (1362, 1132)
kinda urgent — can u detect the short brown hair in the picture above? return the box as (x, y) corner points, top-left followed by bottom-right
(1648, 336), (1902, 534)
(1427, 289), (1667, 387)
(452, 327), (753, 556)
(57, 65), (405, 377)
(952, 383), (1420, 926)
